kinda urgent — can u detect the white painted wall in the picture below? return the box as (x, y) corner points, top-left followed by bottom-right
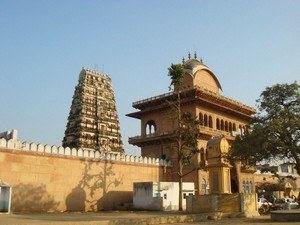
(133, 182), (159, 210)
(133, 182), (194, 211)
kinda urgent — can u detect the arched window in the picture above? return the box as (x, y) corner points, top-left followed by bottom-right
(204, 114), (208, 127)
(145, 120), (156, 135)
(216, 118), (220, 130)
(239, 125), (243, 135)
(242, 181), (246, 193)
(242, 181), (252, 193)
(209, 116), (213, 128)
(246, 181), (250, 193)
(201, 178), (209, 195)
(233, 123), (236, 131)
(225, 121), (228, 132)
(249, 181), (253, 194)
(229, 122), (232, 132)
(200, 147), (206, 162)
(199, 113), (204, 126)
(221, 120), (224, 131)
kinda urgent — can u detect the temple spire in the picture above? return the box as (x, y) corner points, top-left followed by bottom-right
(63, 68), (124, 153)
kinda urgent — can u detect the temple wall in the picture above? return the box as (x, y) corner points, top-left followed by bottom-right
(0, 139), (171, 212)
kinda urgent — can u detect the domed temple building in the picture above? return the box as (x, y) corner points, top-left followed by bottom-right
(127, 53), (257, 195)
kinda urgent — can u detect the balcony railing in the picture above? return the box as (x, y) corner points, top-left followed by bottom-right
(129, 126), (236, 144)
(129, 131), (175, 142)
(199, 125), (236, 140)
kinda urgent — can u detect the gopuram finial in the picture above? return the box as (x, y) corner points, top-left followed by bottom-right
(188, 52), (191, 59)
(194, 51), (197, 59)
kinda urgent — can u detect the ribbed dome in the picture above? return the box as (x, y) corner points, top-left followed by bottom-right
(183, 58), (204, 70)
(183, 59), (213, 76)
(183, 58), (222, 91)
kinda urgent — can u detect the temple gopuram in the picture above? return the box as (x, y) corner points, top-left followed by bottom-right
(127, 53), (256, 195)
(63, 67), (124, 153)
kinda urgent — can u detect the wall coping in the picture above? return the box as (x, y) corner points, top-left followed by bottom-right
(0, 138), (171, 167)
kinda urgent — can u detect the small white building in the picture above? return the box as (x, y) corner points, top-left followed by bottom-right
(133, 182), (194, 211)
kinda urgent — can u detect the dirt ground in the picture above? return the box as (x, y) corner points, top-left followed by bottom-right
(1, 212), (299, 225)
(166, 215), (300, 225)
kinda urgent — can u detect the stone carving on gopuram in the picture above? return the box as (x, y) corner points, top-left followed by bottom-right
(63, 67), (124, 153)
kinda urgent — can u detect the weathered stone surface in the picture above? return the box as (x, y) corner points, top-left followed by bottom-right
(62, 68), (124, 153)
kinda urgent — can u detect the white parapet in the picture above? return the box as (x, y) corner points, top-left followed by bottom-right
(22, 142), (30, 150)
(37, 144), (44, 153)
(0, 131), (172, 167)
(30, 143), (37, 151)
(0, 138), (7, 148)
(71, 148), (77, 156)
(45, 145), (51, 153)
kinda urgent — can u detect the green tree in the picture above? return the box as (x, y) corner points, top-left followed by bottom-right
(168, 63), (200, 211)
(230, 82), (300, 174)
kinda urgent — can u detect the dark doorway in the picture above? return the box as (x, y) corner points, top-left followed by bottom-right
(231, 179), (239, 193)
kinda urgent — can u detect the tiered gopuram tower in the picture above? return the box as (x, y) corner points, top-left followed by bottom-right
(63, 67), (124, 153)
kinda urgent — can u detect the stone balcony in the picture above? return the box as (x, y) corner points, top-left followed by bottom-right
(199, 125), (236, 141)
(129, 126), (236, 147)
(129, 131), (176, 146)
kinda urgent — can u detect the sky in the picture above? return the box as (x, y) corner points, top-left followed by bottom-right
(0, 0), (299, 156)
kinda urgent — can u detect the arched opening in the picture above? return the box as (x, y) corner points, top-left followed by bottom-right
(246, 181), (250, 193)
(231, 179), (239, 193)
(201, 178), (209, 195)
(145, 120), (156, 135)
(233, 123), (236, 131)
(249, 181), (253, 194)
(199, 113), (204, 126)
(229, 122), (232, 132)
(239, 125), (243, 135)
(209, 116), (213, 128)
(221, 120), (224, 131)
(216, 118), (220, 130)
(204, 114), (208, 127)
(225, 121), (228, 132)
(200, 147), (206, 163)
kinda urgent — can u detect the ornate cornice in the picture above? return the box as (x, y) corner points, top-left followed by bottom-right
(127, 86), (256, 119)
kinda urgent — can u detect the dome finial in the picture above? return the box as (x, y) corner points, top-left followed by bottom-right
(194, 51), (197, 59)
(200, 57), (203, 63)
(182, 57), (185, 64)
(188, 52), (191, 59)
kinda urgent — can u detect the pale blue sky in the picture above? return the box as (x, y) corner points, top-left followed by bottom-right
(0, 1), (299, 155)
